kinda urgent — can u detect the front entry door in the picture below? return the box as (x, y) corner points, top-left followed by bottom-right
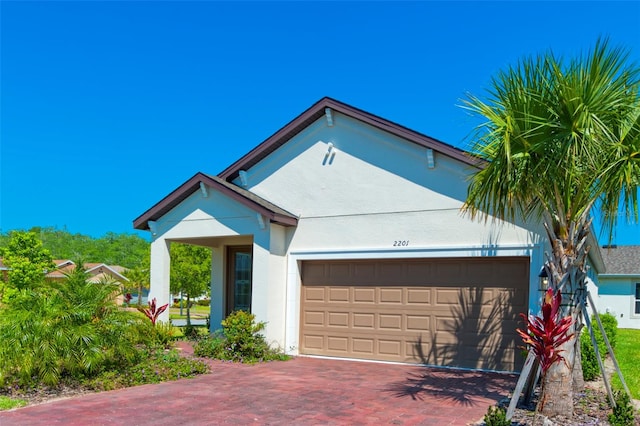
(226, 246), (252, 315)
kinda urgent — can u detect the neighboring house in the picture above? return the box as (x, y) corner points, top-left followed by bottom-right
(0, 259), (130, 304)
(47, 260), (129, 305)
(598, 245), (640, 329)
(134, 97), (604, 372)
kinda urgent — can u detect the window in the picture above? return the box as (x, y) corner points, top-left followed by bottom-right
(635, 283), (640, 315)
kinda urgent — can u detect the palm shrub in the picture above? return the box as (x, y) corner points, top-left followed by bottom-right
(0, 266), (150, 387)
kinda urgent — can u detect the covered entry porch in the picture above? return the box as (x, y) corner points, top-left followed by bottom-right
(133, 173), (298, 343)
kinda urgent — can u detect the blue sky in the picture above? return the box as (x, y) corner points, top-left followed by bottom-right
(1, 1), (639, 246)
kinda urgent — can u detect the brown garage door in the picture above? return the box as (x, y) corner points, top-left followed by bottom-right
(300, 257), (529, 372)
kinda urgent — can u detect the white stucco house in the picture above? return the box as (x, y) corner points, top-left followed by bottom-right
(598, 245), (640, 329)
(133, 97), (604, 372)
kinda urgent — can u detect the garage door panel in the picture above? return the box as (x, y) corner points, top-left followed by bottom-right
(378, 340), (402, 356)
(353, 263), (377, 282)
(327, 336), (349, 352)
(303, 311), (325, 326)
(303, 334), (324, 350)
(353, 313), (375, 328)
(305, 287), (326, 301)
(378, 262), (405, 282)
(328, 264), (350, 284)
(353, 338), (375, 354)
(353, 288), (375, 303)
(329, 287), (350, 302)
(406, 315), (430, 330)
(407, 289), (430, 304)
(302, 263), (327, 285)
(328, 312), (349, 327)
(379, 314), (403, 330)
(379, 288), (403, 303)
(300, 257), (529, 371)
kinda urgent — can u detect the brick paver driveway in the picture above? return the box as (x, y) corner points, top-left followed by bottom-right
(0, 353), (517, 425)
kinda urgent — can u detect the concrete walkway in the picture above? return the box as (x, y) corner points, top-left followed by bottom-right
(0, 346), (517, 425)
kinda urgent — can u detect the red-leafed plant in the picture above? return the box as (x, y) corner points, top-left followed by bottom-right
(137, 297), (169, 326)
(517, 288), (574, 374)
(517, 287), (574, 415)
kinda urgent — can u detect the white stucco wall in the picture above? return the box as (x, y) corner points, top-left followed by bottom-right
(147, 110), (557, 352)
(597, 276), (640, 329)
(228, 112), (549, 352)
(236, 112), (541, 250)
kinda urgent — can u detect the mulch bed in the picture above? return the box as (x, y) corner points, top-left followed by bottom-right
(501, 382), (613, 425)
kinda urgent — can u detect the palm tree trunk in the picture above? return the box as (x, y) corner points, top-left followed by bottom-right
(539, 220), (591, 418)
(539, 323), (576, 416)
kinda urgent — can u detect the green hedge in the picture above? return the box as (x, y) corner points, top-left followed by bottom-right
(581, 312), (618, 381)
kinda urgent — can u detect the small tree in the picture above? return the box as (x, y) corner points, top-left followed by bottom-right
(170, 242), (211, 325)
(0, 231), (55, 291)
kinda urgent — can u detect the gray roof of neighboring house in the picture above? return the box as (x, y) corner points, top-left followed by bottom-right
(600, 245), (640, 275)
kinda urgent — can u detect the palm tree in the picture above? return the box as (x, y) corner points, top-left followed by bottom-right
(124, 264), (150, 307)
(462, 39), (639, 417)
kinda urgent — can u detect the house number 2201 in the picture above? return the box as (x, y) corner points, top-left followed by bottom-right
(393, 240), (409, 247)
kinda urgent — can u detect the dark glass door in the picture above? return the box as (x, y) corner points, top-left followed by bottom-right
(226, 246), (252, 315)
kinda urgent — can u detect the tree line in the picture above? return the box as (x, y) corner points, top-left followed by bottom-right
(0, 227), (150, 269)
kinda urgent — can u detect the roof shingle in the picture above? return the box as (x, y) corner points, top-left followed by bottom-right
(600, 245), (640, 275)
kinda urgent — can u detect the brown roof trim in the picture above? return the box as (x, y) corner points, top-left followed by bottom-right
(133, 172), (298, 231)
(219, 97), (484, 182)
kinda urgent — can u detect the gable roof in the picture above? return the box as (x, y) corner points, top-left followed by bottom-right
(600, 245), (640, 276)
(133, 172), (298, 231)
(134, 97), (484, 233)
(45, 260), (129, 282)
(219, 97), (483, 182)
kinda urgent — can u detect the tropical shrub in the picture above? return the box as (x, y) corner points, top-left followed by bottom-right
(194, 310), (289, 363)
(137, 297), (169, 325)
(517, 288), (574, 375)
(483, 405), (510, 426)
(516, 288), (574, 412)
(0, 266), (153, 387)
(581, 312), (618, 381)
(608, 390), (636, 426)
(581, 332), (600, 381)
(599, 312), (618, 351)
(193, 331), (227, 359)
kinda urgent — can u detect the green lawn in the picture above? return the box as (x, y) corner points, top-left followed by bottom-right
(169, 304), (209, 320)
(612, 328), (640, 400)
(0, 396), (27, 410)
